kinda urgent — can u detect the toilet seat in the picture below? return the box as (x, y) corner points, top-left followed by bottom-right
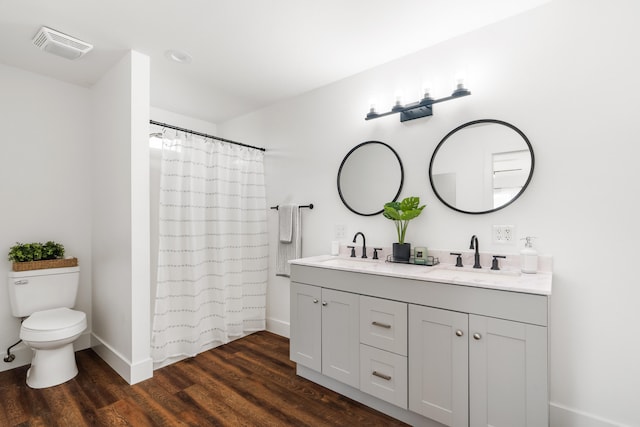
(20, 307), (86, 342)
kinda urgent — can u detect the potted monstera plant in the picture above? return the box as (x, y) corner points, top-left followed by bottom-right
(383, 196), (425, 262)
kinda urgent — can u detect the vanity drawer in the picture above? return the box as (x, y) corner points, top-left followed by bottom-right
(359, 344), (408, 409)
(360, 295), (407, 356)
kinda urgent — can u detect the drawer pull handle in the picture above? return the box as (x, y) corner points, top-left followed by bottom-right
(14, 280), (28, 285)
(372, 371), (392, 381)
(372, 321), (391, 329)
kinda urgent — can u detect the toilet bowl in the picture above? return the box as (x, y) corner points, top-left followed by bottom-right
(7, 266), (86, 389)
(20, 307), (87, 388)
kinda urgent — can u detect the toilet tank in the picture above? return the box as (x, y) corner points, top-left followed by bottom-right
(7, 266), (80, 317)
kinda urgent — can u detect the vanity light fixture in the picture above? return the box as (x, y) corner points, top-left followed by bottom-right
(365, 81), (471, 122)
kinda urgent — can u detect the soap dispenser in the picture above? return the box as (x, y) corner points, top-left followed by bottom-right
(520, 237), (538, 274)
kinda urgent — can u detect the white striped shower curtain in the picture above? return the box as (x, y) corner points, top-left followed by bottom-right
(151, 131), (268, 365)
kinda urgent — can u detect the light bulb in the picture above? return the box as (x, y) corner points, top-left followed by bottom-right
(391, 91), (404, 112)
(422, 82), (432, 98)
(454, 71), (467, 89)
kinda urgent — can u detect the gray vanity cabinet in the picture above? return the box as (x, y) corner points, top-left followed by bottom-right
(289, 262), (549, 426)
(290, 282), (360, 388)
(409, 306), (548, 427)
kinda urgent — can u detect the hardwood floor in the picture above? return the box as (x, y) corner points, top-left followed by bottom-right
(0, 331), (408, 426)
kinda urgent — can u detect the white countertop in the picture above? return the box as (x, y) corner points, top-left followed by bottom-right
(290, 255), (552, 295)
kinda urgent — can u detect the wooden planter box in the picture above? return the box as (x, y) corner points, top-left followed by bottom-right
(12, 257), (78, 272)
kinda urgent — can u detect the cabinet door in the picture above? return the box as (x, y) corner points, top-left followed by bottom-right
(469, 315), (548, 427)
(290, 282), (321, 371)
(322, 288), (360, 388)
(409, 305), (468, 427)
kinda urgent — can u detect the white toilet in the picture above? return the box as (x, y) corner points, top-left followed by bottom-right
(7, 266), (86, 389)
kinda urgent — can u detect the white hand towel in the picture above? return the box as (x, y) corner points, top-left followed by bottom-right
(276, 204), (301, 277)
(279, 205), (294, 243)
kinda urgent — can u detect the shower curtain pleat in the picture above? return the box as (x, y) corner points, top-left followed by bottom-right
(151, 132), (268, 365)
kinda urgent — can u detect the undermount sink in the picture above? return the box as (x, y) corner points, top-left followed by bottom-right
(319, 257), (382, 269)
(423, 267), (522, 284)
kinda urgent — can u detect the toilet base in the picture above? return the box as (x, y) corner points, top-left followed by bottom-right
(26, 343), (78, 389)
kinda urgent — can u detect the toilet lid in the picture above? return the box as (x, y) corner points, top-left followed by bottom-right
(21, 308), (86, 342)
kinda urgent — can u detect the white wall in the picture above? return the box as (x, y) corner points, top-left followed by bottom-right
(0, 63), (93, 371)
(219, 0), (640, 425)
(90, 50), (152, 384)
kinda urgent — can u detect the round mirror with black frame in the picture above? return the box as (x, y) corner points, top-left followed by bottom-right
(429, 119), (534, 215)
(337, 141), (404, 216)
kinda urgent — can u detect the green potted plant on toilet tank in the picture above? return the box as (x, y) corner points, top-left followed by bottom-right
(8, 240), (77, 271)
(383, 196), (425, 262)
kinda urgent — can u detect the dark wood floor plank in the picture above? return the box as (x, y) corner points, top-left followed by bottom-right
(38, 385), (91, 426)
(220, 350), (344, 424)
(150, 363), (195, 395)
(16, 416), (48, 427)
(0, 367), (29, 426)
(74, 350), (123, 408)
(221, 340), (406, 426)
(124, 384), (193, 427)
(133, 379), (209, 426)
(177, 383), (247, 426)
(173, 357), (289, 426)
(0, 331), (408, 427)
(95, 398), (156, 427)
(197, 358), (327, 427)
(16, 380), (52, 426)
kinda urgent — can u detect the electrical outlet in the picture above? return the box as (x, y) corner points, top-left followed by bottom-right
(334, 224), (346, 239)
(493, 225), (516, 244)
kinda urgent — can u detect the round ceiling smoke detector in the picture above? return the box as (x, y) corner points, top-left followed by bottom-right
(164, 49), (192, 64)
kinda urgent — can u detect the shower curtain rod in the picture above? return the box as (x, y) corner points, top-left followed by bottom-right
(149, 120), (266, 152)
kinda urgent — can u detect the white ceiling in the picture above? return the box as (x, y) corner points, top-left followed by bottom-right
(0, 0), (550, 123)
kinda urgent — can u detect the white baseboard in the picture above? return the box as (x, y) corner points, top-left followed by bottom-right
(130, 356), (154, 384)
(266, 317), (289, 338)
(91, 333), (153, 385)
(550, 402), (627, 427)
(0, 331), (92, 373)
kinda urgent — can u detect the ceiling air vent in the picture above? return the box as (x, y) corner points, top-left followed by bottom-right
(32, 26), (93, 60)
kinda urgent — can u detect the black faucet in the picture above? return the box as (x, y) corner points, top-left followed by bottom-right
(469, 235), (481, 269)
(353, 232), (367, 259)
